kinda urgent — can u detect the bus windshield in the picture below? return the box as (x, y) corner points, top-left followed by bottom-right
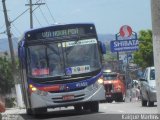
(27, 38), (101, 77)
(103, 73), (117, 80)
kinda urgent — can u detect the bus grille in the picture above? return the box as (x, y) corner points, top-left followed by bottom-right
(52, 94), (85, 103)
(48, 87), (85, 93)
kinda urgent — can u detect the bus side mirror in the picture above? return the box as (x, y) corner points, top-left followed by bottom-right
(99, 41), (106, 54)
(18, 41), (25, 59)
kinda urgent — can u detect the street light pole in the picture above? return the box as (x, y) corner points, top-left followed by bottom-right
(151, 0), (160, 113)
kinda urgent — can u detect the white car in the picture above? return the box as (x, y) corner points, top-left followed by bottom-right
(140, 66), (157, 106)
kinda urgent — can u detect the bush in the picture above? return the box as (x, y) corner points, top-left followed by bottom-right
(5, 98), (16, 108)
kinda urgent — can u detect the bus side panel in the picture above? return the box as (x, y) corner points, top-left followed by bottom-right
(18, 46), (31, 109)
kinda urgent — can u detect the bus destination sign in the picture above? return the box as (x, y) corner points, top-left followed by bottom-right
(35, 28), (85, 39)
(41, 28), (80, 38)
(25, 25), (96, 40)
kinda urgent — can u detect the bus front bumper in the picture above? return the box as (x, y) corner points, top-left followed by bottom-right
(30, 83), (105, 109)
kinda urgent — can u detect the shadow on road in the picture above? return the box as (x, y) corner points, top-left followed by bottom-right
(19, 109), (104, 120)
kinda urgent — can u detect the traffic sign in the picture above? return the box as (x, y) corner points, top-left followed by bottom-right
(119, 25), (132, 37)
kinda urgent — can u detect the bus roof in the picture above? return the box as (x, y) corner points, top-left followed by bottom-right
(24, 23), (95, 34)
(18, 23), (96, 43)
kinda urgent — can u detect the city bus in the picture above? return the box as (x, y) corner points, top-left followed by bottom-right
(18, 23), (106, 115)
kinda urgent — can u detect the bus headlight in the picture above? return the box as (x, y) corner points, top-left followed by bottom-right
(87, 78), (103, 91)
(98, 78), (104, 84)
(29, 84), (37, 93)
(29, 84), (48, 96)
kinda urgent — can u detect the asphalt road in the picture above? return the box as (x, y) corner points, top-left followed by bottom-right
(2, 101), (159, 120)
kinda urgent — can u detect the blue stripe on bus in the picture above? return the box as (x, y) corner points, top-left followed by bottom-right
(28, 71), (102, 91)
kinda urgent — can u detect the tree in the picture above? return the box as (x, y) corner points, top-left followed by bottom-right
(0, 55), (14, 95)
(133, 30), (154, 69)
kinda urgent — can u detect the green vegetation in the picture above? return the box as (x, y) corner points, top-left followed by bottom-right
(0, 55), (14, 95)
(103, 43), (117, 61)
(133, 30), (154, 69)
(0, 54), (19, 107)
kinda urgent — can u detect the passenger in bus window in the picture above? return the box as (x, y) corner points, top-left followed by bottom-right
(50, 63), (63, 76)
(39, 60), (47, 69)
(32, 60), (49, 76)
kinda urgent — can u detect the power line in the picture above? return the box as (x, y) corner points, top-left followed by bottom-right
(38, 6), (50, 25)
(33, 12), (42, 26)
(11, 22), (22, 36)
(0, 24), (5, 30)
(11, 8), (29, 23)
(26, 0), (45, 28)
(44, 0), (56, 23)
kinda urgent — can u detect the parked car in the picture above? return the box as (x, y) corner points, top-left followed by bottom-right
(103, 70), (126, 102)
(139, 66), (157, 107)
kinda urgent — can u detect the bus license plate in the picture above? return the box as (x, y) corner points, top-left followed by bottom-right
(63, 95), (74, 100)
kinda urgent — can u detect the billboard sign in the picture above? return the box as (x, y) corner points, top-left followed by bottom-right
(119, 25), (132, 37)
(110, 25), (139, 52)
(110, 39), (139, 52)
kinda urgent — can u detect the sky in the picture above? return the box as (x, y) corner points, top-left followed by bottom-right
(0, 0), (151, 39)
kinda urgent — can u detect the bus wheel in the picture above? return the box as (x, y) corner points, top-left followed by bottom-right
(26, 108), (32, 115)
(32, 108), (47, 115)
(74, 105), (82, 111)
(83, 103), (90, 110)
(148, 101), (154, 107)
(90, 101), (99, 112)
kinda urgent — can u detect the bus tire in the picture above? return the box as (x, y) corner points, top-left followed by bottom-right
(26, 108), (32, 115)
(83, 103), (90, 110)
(141, 98), (147, 106)
(148, 101), (154, 107)
(32, 108), (47, 115)
(90, 101), (99, 112)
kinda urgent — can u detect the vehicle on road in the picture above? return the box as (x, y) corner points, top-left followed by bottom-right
(103, 70), (126, 102)
(18, 23), (106, 115)
(140, 66), (157, 107)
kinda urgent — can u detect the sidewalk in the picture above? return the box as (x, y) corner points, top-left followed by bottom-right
(1, 108), (25, 120)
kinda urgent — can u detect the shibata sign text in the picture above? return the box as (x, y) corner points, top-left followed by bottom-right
(110, 39), (139, 52)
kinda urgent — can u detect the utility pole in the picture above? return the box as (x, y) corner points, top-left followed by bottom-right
(2, 0), (24, 108)
(30, 0), (33, 28)
(151, 0), (160, 113)
(25, 0), (45, 28)
(2, 0), (16, 82)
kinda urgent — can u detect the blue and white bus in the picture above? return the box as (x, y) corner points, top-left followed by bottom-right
(18, 23), (106, 115)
